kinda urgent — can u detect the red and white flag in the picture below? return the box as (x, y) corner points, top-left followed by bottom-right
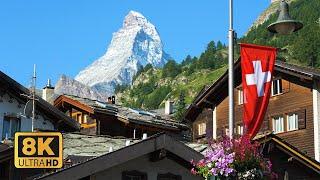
(240, 43), (277, 139)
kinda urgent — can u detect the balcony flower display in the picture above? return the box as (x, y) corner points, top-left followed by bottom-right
(191, 136), (275, 179)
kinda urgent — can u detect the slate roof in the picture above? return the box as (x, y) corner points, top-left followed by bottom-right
(63, 133), (209, 160)
(62, 95), (188, 131)
(185, 142), (208, 155)
(35, 133), (204, 180)
(63, 133), (139, 159)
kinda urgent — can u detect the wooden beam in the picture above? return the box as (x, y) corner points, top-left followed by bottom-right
(54, 95), (94, 114)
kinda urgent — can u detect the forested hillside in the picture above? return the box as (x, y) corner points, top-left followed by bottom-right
(116, 41), (228, 111)
(241, 0), (320, 67)
(117, 0), (320, 115)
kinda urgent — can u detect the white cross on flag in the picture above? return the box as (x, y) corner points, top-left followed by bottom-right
(240, 43), (277, 139)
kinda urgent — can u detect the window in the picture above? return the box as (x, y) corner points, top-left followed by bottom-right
(238, 89), (244, 105)
(225, 128), (229, 136)
(271, 79), (283, 96)
(287, 113), (298, 131)
(198, 122), (206, 136)
(2, 116), (21, 139)
(77, 114), (82, 124)
(237, 125), (244, 135)
(83, 115), (88, 124)
(122, 171), (147, 180)
(158, 173), (181, 180)
(272, 116), (284, 133)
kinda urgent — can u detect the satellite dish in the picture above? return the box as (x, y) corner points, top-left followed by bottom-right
(24, 100), (33, 118)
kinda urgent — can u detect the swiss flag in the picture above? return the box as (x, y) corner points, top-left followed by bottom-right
(240, 43), (277, 139)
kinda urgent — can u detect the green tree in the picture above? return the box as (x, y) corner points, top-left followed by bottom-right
(115, 84), (129, 93)
(162, 60), (181, 78)
(143, 63), (153, 72)
(174, 91), (186, 121)
(181, 55), (193, 66)
(216, 40), (225, 50)
(143, 86), (171, 109)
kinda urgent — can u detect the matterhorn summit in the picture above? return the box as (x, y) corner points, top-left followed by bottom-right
(75, 10), (170, 95)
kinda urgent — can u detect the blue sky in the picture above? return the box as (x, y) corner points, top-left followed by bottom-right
(0, 0), (270, 88)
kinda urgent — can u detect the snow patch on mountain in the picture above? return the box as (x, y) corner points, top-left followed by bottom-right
(75, 10), (170, 96)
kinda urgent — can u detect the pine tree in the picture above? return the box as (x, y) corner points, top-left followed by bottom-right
(174, 91), (186, 122)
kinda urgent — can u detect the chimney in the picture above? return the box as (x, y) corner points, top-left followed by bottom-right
(142, 133), (147, 140)
(112, 96), (115, 104)
(42, 79), (54, 103)
(107, 97), (112, 104)
(108, 147), (113, 152)
(165, 100), (174, 115)
(125, 140), (130, 146)
(133, 129), (136, 139)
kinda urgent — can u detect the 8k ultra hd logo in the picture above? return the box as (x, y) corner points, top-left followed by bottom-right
(14, 132), (63, 168)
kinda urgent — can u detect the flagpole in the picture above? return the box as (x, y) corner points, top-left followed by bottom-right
(228, 0), (234, 139)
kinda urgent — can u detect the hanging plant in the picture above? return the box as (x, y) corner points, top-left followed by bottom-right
(191, 136), (277, 179)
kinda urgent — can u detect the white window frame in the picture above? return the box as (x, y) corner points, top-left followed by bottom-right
(271, 79), (283, 96)
(238, 89), (244, 105)
(83, 114), (88, 124)
(2, 117), (21, 139)
(287, 113), (298, 131)
(198, 122), (206, 136)
(272, 116), (284, 133)
(237, 125), (244, 135)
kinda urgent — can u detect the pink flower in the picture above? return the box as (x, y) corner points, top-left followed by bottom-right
(191, 168), (197, 175)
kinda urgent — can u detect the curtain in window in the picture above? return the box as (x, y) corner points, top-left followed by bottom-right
(2, 118), (10, 139)
(273, 117), (284, 133)
(288, 114), (298, 131)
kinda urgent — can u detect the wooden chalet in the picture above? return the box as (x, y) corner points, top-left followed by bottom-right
(54, 95), (189, 139)
(34, 133), (203, 180)
(0, 71), (80, 136)
(0, 71), (80, 180)
(256, 133), (320, 179)
(185, 60), (320, 162)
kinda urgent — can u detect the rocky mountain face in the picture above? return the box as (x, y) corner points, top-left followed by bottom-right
(55, 75), (108, 101)
(74, 11), (170, 96)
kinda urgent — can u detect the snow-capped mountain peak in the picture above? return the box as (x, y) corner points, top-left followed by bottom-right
(124, 11), (149, 27)
(73, 10), (170, 96)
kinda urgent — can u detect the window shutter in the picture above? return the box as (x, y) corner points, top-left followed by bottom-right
(217, 126), (225, 138)
(194, 123), (199, 137)
(297, 109), (306, 130)
(206, 119), (212, 137)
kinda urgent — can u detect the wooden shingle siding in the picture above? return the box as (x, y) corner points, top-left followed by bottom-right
(193, 108), (213, 141)
(215, 79), (315, 157)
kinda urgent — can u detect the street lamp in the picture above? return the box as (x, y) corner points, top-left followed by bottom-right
(228, 0), (303, 139)
(267, 0), (303, 35)
(228, 0), (235, 138)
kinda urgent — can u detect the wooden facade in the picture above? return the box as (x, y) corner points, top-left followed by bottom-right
(215, 78), (314, 157)
(186, 60), (320, 160)
(54, 95), (188, 139)
(54, 95), (97, 135)
(258, 134), (320, 179)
